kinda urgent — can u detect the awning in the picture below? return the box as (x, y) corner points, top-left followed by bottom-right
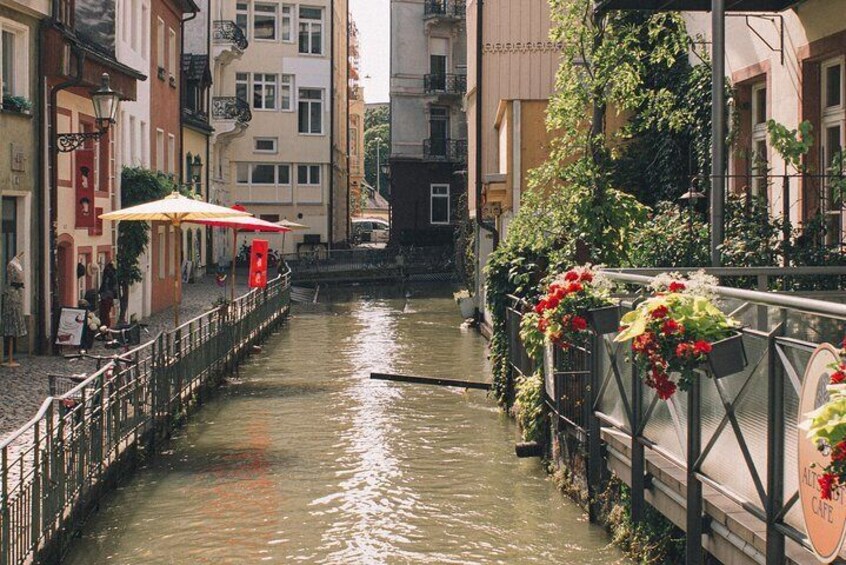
(597, 0), (798, 12)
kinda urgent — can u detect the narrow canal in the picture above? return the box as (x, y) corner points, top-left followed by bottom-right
(66, 285), (622, 564)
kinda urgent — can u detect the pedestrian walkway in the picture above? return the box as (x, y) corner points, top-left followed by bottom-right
(0, 275), (245, 439)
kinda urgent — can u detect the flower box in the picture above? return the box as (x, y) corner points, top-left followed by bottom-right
(706, 332), (747, 379)
(584, 305), (620, 335)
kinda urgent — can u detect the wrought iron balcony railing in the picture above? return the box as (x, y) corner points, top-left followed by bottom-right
(423, 0), (465, 19)
(424, 73), (467, 95)
(423, 138), (467, 164)
(212, 20), (248, 51)
(212, 97), (252, 124)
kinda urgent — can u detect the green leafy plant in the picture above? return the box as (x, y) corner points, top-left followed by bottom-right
(2, 94), (32, 113)
(513, 369), (546, 444)
(628, 202), (710, 268)
(767, 119), (814, 173)
(615, 273), (740, 400)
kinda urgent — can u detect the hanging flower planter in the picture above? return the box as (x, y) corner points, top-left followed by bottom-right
(583, 305), (621, 335)
(706, 332), (747, 379)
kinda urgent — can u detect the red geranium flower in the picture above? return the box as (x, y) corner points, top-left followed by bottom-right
(693, 340), (712, 356)
(833, 440), (846, 462)
(662, 319), (681, 335)
(538, 318), (549, 333)
(820, 472), (837, 501)
(534, 300), (547, 314)
(668, 281), (686, 293)
(651, 305), (669, 319)
(571, 316), (588, 331)
(564, 271), (580, 282)
(580, 271), (594, 283)
(566, 282), (584, 294)
(831, 371), (846, 385)
(676, 342), (694, 358)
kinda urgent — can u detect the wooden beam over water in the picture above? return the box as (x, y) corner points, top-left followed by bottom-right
(370, 373), (492, 391)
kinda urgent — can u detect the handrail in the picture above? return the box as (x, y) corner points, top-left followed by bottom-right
(0, 399), (53, 448)
(599, 269), (846, 320)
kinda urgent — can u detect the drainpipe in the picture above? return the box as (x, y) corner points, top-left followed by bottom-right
(47, 45), (86, 354)
(328, 0), (335, 249)
(180, 7), (199, 188)
(475, 0), (498, 250)
(710, 0), (725, 267)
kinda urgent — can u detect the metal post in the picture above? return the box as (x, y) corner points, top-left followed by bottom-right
(1, 446), (9, 565)
(687, 375), (703, 565)
(766, 327), (786, 564)
(630, 362), (645, 523)
(587, 333), (603, 522)
(711, 0), (726, 267)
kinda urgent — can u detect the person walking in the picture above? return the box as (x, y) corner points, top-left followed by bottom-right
(99, 262), (118, 329)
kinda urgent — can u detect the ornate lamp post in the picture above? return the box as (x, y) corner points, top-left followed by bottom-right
(57, 73), (121, 152)
(679, 179), (706, 266)
(188, 155), (203, 194)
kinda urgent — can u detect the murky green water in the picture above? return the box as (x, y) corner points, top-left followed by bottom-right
(65, 285), (623, 564)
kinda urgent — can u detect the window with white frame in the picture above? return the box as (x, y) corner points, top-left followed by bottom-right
(750, 82), (768, 199)
(822, 57), (845, 243)
(281, 5), (293, 42)
(167, 134), (175, 174)
(253, 3), (276, 41)
(297, 164), (321, 185)
(155, 129), (164, 172)
(254, 137), (278, 153)
(141, 2), (149, 59)
(430, 184), (450, 224)
(156, 18), (165, 71)
(298, 88), (323, 134)
(253, 73), (277, 110)
(280, 74), (293, 111)
(237, 163), (291, 185)
(298, 7), (323, 55)
(0, 20), (29, 100)
(236, 72), (249, 102)
(168, 28), (176, 79)
(236, 2), (248, 37)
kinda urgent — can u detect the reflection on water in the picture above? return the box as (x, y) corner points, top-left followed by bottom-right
(66, 285), (623, 564)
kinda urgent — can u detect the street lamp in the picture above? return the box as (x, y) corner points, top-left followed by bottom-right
(57, 73), (121, 152)
(679, 179), (706, 266)
(189, 155), (203, 193)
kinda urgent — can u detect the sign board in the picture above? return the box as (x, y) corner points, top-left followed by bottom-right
(249, 239), (269, 289)
(55, 307), (86, 347)
(798, 343), (846, 563)
(75, 150), (95, 229)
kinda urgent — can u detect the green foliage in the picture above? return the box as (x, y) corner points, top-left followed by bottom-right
(720, 194), (784, 268)
(767, 119), (814, 173)
(2, 94), (32, 113)
(628, 202), (709, 267)
(116, 168), (173, 321)
(513, 370), (546, 444)
(453, 191), (475, 293)
(364, 105), (390, 195)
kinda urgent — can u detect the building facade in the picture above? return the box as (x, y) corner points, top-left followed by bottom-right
(389, 0), (467, 246)
(0, 0), (48, 351)
(210, 0), (348, 258)
(466, 0), (560, 323)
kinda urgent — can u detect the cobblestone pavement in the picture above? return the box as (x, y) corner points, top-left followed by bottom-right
(0, 274), (248, 441)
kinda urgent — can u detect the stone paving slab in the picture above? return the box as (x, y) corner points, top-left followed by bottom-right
(0, 275), (245, 441)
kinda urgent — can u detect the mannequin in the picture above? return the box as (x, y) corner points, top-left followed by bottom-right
(2, 251), (26, 367)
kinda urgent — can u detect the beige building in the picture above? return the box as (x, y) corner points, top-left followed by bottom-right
(210, 0), (349, 258)
(349, 84), (366, 216)
(466, 0), (560, 321)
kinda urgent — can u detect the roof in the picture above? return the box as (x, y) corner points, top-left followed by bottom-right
(182, 54), (211, 85)
(597, 0), (798, 11)
(362, 182), (389, 210)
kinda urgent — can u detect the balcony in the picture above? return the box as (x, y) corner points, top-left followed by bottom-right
(423, 138), (467, 164)
(212, 97), (251, 141)
(424, 73), (467, 96)
(212, 21), (248, 66)
(423, 0), (465, 20)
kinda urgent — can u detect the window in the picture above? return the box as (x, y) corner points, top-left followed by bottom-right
(254, 137), (278, 153)
(0, 21), (28, 99)
(141, 3), (149, 58)
(253, 73), (277, 110)
(167, 134), (175, 174)
(297, 164), (321, 185)
(130, 0), (138, 50)
(157, 226), (166, 279)
(236, 163), (291, 185)
(156, 129), (164, 172)
(750, 83), (768, 199)
(236, 2), (249, 37)
(141, 121), (149, 166)
(236, 72), (249, 102)
(430, 184), (450, 224)
(156, 18), (165, 72)
(298, 88), (323, 134)
(280, 74), (293, 111)
(298, 7), (323, 55)
(168, 28), (176, 78)
(350, 127), (359, 156)
(429, 106), (449, 156)
(260, 214), (280, 223)
(821, 58), (845, 244)
(281, 5), (293, 42)
(129, 115), (137, 165)
(253, 3), (276, 41)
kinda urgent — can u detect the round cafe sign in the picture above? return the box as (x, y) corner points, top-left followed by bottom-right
(799, 343), (846, 563)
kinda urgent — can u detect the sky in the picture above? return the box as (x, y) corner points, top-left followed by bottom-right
(350, 0), (390, 104)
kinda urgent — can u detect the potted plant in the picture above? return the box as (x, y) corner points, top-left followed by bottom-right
(520, 265), (617, 357)
(800, 345), (846, 500)
(453, 289), (475, 319)
(615, 272), (745, 400)
(2, 94), (32, 114)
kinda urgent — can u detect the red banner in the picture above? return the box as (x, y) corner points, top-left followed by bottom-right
(249, 239), (269, 288)
(75, 150), (96, 229)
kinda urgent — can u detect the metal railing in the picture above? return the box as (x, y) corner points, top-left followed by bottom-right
(0, 273), (291, 564)
(211, 96), (252, 124)
(503, 267), (846, 564)
(424, 73), (467, 95)
(423, 138), (467, 164)
(212, 20), (248, 51)
(423, 0), (465, 18)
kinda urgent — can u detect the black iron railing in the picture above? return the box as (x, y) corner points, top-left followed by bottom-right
(211, 97), (252, 124)
(424, 138), (467, 164)
(424, 73), (467, 95)
(423, 0), (465, 18)
(212, 20), (248, 51)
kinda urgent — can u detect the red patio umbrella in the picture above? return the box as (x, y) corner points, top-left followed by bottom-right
(188, 206), (290, 301)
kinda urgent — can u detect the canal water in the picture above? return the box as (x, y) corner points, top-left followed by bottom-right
(65, 285), (623, 564)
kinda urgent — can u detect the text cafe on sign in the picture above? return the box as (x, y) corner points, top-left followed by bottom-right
(799, 344), (846, 563)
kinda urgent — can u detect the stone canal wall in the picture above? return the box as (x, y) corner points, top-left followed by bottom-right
(0, 275), (291, 565)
